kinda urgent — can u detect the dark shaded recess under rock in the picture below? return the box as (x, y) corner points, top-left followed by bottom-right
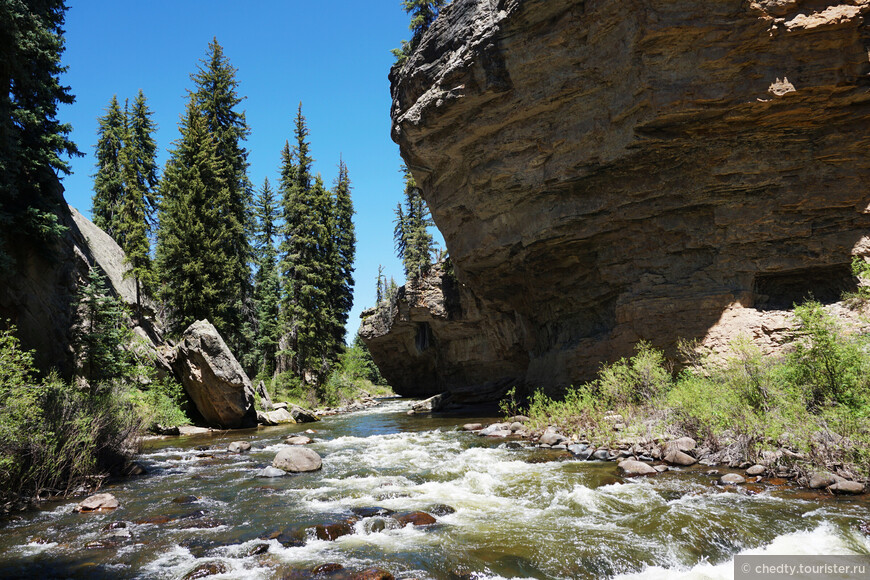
(362, 0), (870, 400)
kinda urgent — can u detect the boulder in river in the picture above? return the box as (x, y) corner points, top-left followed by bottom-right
(258, 408), (295, 425)
(829, 480), (865, 495)
(352, 569), (395, 580)
(618, 459), (657, 476)
(808, 472), (838, 489)
(719, 473), (746, 485)
(462, 423), (482, 431)
(664, 449), (697, 466)
(746, 465), (765, 476)
(172, 320), (257, 429)
(284, 435), (312, 445)
(289, 404), (319, 423)
(182, 561), (228, 580)
(273, 447), (323, 472)
(394, 511), (437, 527)
(75, 493), (119, 512)
(256, 466), (287, 478)
(314, 522), (354, 541)
(227, 441), (251, 453)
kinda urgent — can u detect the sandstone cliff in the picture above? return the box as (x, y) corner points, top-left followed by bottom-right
(371, 0), (870, 397)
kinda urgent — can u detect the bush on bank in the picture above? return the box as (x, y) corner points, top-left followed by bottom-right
(508, 302), (870, 478)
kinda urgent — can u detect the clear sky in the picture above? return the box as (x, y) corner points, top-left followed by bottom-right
(58, 0), (440, 341)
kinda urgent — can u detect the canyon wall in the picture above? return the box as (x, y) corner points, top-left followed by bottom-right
(367, 0), (870, 398)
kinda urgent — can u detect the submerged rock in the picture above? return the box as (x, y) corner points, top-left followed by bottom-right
(272, 447), (322, 472)
(182, 561), (228, 579)
(393, 511), (437, 527)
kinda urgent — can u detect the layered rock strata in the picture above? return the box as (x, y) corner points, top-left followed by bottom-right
(374, 0), (870, 397)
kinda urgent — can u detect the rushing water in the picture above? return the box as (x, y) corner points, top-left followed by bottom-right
(0, 399), (867, 579)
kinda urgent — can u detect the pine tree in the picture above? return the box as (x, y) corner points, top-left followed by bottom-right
(189, 38), (253, 354)
(0, 0), (80, 269)
(92, 95), (126, 238)
(394, 167), (434, 280)
(156, 97), (233, 335)
(252, 178), (281, 377)
(327, 158), (355, 353)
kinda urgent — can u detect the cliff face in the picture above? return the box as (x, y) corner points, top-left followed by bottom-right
(372, 0), (870, 397)
(0, 186), (165, 378)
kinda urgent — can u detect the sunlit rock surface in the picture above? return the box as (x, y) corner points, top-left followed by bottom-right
(370, 0), (870, 397)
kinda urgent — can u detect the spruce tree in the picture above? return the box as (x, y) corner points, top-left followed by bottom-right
(156, 97), (233, 335)
(189, 38), (253, 354)
(126, 90), (159, 227)
(116, 100), (152, 320)
(394, 167), (434, 280)
(252, 178), (281, 377)
(328, 158), (355, 353)
(392, 0), (449, 63)
(92, 95), (126, 238)
(74, 266), (133, 394)
(279, 105), (333, 382)
(0, 0), (80, 269)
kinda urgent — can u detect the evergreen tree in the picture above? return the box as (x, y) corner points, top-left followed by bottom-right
(126, 90), (159, 227)
(392, 0), (449, 63)
(252, 177), (281, 377)
(116, 99), (152, 320)
(394, 167), (434, 280)
(74, 266), (133, 394)
(92, 95), (126, 238)
(278, 105), (333, 382)
(0, 0), (80, 269)
(189, 38), (253, 354)
(376, 264), (385, 304)
(328, 158), (356, 353)
(156, 97), (233, 335)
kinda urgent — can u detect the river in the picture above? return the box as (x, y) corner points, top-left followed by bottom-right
(0, 399), (867, 579)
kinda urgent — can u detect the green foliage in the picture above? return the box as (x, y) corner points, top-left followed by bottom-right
(595, 341), (671, 407)
(127, 377), (187, 431)
(157, 39), (252, 353)
(0, 0), (80, 269)
(394, 166), (434, 281)
(92, 95), (126, 237)
(352, 332), (386, 386)
(73, 267), (135, 391)
(392, 0), (449, 63)
(787, 301), (869, 409)
(0, 325), (141, 505)
(188, 38), (253, 356)
(252, 177), (281, 376)
(278, 105), (355, 384)
(92, 91), (158, 316)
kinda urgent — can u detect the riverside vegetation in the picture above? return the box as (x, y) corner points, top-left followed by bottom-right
(500, 300), (870, 484)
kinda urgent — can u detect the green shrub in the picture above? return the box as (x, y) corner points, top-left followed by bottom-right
(0, 326), (141, 505)
(128, 377), (188, 431)
(595, 341), (672, 407)
(787, 301), (869, 409)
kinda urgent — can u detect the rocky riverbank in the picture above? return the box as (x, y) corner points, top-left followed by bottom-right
(463, 416), (868, 497)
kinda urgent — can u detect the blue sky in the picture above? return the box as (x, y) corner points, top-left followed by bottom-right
(58, 0), (441, 340)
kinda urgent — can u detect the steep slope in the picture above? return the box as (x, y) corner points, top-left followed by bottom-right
(370, 0), (870, 397)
